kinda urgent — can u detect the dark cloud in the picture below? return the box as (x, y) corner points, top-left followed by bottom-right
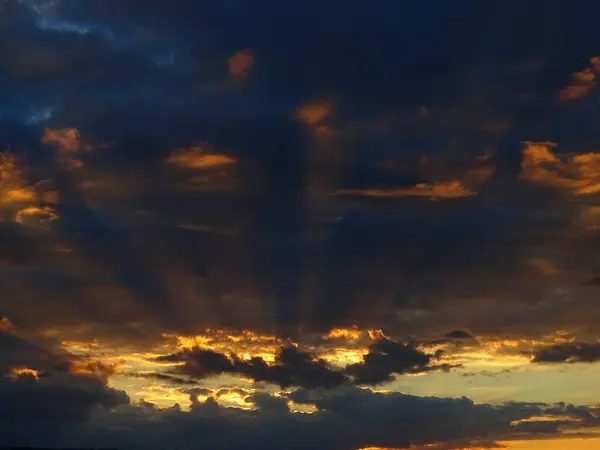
(0, 329), (128, 447)
(445, 330), (475, 340)
(157, 338), (455, 388)
(245, 392), (290, 414)
(5, 386), (595, 450)
(531, 342), (600, 363)
(129, 371), (197, 385)
(345, 338), (455, 385)
(157, 344), (348, 389)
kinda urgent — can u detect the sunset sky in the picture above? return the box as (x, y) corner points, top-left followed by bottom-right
(2, 1), (600, 449)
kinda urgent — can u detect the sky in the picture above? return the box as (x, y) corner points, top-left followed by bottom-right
(1, 1), (600, 449)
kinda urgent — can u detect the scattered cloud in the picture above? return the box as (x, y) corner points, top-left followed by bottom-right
(166, 144), (236, 169)
(295, 100), (331, 126)
(559, 57), (600, 102)
(332, 154), (495, 200)
(520, 141), (600, 195)
(0, 153), (36, 206)
(227, 49), (255, 77)
(14, 206), (58, 225)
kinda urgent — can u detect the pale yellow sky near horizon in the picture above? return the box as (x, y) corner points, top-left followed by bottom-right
(499, 436), (600, 449)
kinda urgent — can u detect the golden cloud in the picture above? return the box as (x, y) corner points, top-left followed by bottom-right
(163, 329), (281, 363)
(0, 152), (36, 205)
(10, 368), (40, 379)
(166, 144), (236, 169)
(14, 206), (59, 225)
(324, 327), (363, 341)
(559, 57), (600, 102)
(227, 49), (255, 77)
(0, 152), (60, 225)
(68, 359), (124, 380)
(521, 141), (600, 195)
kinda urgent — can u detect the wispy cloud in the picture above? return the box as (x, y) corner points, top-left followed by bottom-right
(559, 57), (600, 102)
(166, 144), (236, 170)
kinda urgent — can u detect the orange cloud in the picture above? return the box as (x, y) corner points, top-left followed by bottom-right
(41, 127), (88, 169)
(333, 180), (475, 199)
(68, 359), (124, 380)
(0, 152), (36, 205)
(14, 206), (59, 225)
(0, 153), (61, 225)
(324, 327), (363, 341)
(227, 49), (254, 77)
(166, 144), (236, 169)
(10, 368), (40, 379)
(521, 141), (600, 195)
(559, 57), (600, 102)
(331, 153), (494, 200)
(163, 329), (281, 363)
(295, 100), (331, 126)
(42, 128), (81, 152)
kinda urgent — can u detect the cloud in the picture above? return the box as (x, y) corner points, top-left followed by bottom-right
(157, 344), (348, 389)
(295, 100), (331, 126)
(41, 127), (89, 169)
(332, 154), (495, 200)
(5, 383), (594, 450)
(0, 328), (129, 446)
(520, 141), (600, 195)
(245, 392), (290, 414)
(166, 144), (236, 169)
(130, 371), (197, 385)
(559, 57), (600, 102)
(345, 338), (454, 385)
(227, 49), (255, 77)
(41, 128), (81, 153)
(445, 330), (476, 340)
(14, 206), (58, 225)
(531, 342), (600, 363)
(332, 180), (475, 199)
(157, 338), (454, 388)
(0, 152), (36, 206)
